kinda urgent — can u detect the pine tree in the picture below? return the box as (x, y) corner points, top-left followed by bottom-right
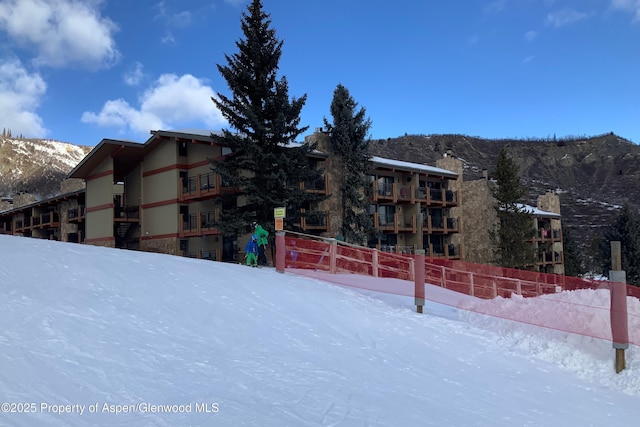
(562, 224), (585, 277)
(490, 148), (536, 269)
(598, 204), (640, 287)
(209, 0), (320, 237)
(323, 84), (374, 245)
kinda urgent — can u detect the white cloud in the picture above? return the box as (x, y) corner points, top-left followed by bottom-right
(123, 62), (145, 86)
(611, 0), (640, 22)
(545, 9), (588, 27)
(0, 59), (48, 138)
(0, 0), (119, 69)
(161, 32), (176, 45)
(81, 74), (228, 135)
(524, 30), (537, 41)
(484, 0), (507, 14)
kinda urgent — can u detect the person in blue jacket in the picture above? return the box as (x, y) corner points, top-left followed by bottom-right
(244, 234), (258, 267)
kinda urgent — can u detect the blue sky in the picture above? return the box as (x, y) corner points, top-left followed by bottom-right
(0, 0), (639, 146)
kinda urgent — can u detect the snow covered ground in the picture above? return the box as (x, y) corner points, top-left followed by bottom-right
(1, 234), (639, 426)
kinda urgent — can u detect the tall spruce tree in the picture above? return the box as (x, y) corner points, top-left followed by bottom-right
(490, 148), (536, 269)
(323, 84), (374, 245)
(598, 204), (640, 287)
(210, 0), (320, 237)
(562, 224), (585, 277)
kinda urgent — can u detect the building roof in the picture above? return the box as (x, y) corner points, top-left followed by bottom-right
(67, 139), (147, 181)
(68, 130), (225, 181)
(518, 203), (561, 219)
(370, 156), (458, 178)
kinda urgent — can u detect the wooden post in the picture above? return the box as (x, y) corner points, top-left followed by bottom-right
(275, 232), (285, 273)
(372, 250), (379, 277)
(609, 241), (629, 373)
(415, 249), (425, 313)
(329, 239), (337, 274)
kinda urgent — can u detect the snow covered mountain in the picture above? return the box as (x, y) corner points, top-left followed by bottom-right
(0, 136), (92, 199)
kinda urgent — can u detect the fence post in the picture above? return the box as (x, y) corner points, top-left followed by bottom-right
(372, 250), (379, 277)
(415, 249), (425, 313)
(275, 232), (285, 273)
(609, 241), (629, 373)
(329, 239), (337, 274)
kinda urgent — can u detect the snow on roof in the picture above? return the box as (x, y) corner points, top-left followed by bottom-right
(371, 156), (458, 178)
(517, 203), (561, 218)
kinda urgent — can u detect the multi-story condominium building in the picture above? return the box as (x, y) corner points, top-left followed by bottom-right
(0, 129), (564, 273)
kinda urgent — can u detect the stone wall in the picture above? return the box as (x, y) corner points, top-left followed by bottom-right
(13, 193), (36, 208)
(537, 190), (560, 214)
(60, 178), (86, 194)
(436, 155), (465, 250)
(305, 131), (344, 238)
(460, 178), (496, 264)
(140, 237), (178, 255)
(60, 199), (79, 242)
(537, 190), (564, 275)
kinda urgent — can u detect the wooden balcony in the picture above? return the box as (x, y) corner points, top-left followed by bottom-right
(416, 188), (457, 207)
(378, 243), (462, 260)
(68, 205), (86, 223)
(114, 205), (140, 222)
(373, 213), (417, 233)
(422, 216), (460, 234)
(180, 172), (238, 201)
(288, 210), (330, 232)
(536, 250), (563, 266)
(31, 212), (60, 229)
(179, 210), (221, 238)
(301, 175), (328, 195)
(533, 228), (562, 242)
(427, 243), (462, 260)
(372, 182), (458, 207)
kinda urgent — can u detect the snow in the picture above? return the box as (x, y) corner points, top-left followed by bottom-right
(1, 234), (639, 426)
(370, 156), (458, 177)
(1, 138), (88, 171)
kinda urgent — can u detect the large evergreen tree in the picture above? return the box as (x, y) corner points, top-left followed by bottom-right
(490, 148), (536, 269)
(598, 204), (640, 287)
(210, 0), (320, 236)
(323, 84), (374, 245)
(562, 224), (585, 277)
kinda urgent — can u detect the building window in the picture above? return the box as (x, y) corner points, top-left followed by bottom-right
(178, 141), (187, 157)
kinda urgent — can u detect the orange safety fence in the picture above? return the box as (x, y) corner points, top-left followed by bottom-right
(281, 233), (640, 346)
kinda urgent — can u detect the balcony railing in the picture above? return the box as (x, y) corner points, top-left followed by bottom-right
(536, 228), (562, 242)
(537, 250), (563, 265)
(180, 210), (221, 237)
(288, 210), (330, 231)
(180, 172), (234, 200)
(416, 188), (457, 206)
(373, 182), (457, 206)
(68, 205), (86, 222)
(422, 216), (459, 233)
(374, 213), (417, 233)
(378, 243), (461, 260)
(302, 175), (328, 193)
(114, 205), (139, 221)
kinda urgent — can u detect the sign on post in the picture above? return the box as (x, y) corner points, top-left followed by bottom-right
(274, 207), (285, 231)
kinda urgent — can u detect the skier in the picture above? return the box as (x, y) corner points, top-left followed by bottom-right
(252, 221), (270, 266)
(244, 234), (259, 267)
